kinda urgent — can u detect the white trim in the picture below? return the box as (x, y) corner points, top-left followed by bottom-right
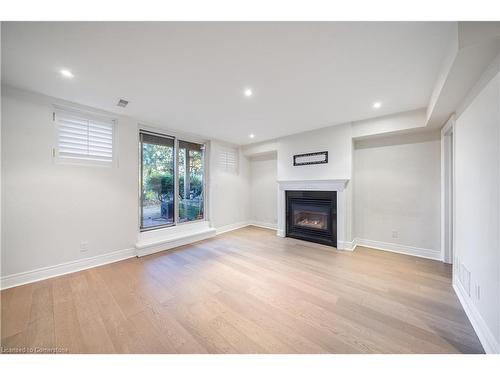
(277, 179), (349, 192)
(441, 115), (455, 263)
(216, 221), (278, 234)
(52, 103), (117, 123)
(337, 240), (357, 251)
(215, 220), (278, 235)
(135, 227), (216, 257)
(453, 281), (499, 354)
(215, 221), (250, 235)
(138, 122), (208, 146)
(0, 248), (136, 290)
(249, 221), (277, 230)
(355, 238), (441, 260)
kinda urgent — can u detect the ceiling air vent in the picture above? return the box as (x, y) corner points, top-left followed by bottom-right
(117, 99), (129, 108)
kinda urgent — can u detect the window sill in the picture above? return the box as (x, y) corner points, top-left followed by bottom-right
(135, 220), (215, 257)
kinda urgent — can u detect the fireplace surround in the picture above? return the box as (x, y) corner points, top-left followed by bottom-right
(277, 179), (352, 250)
(286, 190), (337, 246)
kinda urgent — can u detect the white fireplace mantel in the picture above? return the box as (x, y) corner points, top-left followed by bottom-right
(276, 178), (353, 251)
(277, 179), (349, 192)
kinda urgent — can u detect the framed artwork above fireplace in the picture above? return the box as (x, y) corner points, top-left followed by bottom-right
(293, 151), (328, 166)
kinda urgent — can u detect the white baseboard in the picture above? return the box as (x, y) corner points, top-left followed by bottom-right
(1, 248), (136, 290)
(215, 221), (250, 235)
(355, 238), (441, 260)
(453, 281), (499, 354)
(249, 220), (277, 230)
(337, 240), (357, 251)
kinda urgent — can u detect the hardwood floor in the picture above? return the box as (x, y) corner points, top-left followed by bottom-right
(1, 226), (484, 354)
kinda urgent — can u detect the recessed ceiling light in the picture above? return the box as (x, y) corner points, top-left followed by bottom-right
(372, 102), (382, 109)
(60, 69), (74, 78)
(244, 88), (253, 97)
(249, 133), (255, 139)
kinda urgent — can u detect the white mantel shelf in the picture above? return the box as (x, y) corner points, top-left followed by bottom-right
(277, 179), (349, 191)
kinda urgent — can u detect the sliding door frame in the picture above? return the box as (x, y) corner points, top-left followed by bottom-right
(138, 127), (208, 232)
(139, 130), (176, 232)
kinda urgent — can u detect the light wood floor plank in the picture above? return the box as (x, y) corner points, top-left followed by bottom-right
(0, 226), (484, 353)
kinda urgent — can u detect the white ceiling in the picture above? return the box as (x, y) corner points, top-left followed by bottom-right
(1, 22), (453, 145)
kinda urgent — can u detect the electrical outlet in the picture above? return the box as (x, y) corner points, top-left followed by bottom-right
(391, 230), (398, 239)
(80, 241), (89, 252)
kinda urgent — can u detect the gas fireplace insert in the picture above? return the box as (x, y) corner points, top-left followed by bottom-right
(286, 190), (337, 247)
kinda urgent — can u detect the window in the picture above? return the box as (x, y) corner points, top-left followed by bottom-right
(55, 108), (115, 165)
(218, 146), (238, 174)
(140, 130), (205, 231)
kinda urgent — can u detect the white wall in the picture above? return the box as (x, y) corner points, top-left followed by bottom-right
(351, 108), (426, 139)
(1, 87), (139, 277)
(1, 86), (252, 279)
(454, 71), (499, 351)
(242, 140), (278, 157)
(249, 153), (277, 228)
(208, 140), (250, 230)
(353, 132), (441, 255)
(277, 123), (352, 181)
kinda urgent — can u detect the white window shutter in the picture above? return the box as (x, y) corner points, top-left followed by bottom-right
(219, 147), (238, 174)
(55, 109), (115, 165)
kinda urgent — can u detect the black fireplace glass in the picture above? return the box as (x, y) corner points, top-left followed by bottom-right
(292, 204), (329, 230)
(286, 190), (337, 247)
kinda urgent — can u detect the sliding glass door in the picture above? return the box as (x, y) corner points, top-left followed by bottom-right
(178, 141), (204, 222)
(140, 130), (205, 231)
(140, 132), (175, 230)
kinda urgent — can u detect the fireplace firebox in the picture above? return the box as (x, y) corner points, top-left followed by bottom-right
(286, 190), (337, 247)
